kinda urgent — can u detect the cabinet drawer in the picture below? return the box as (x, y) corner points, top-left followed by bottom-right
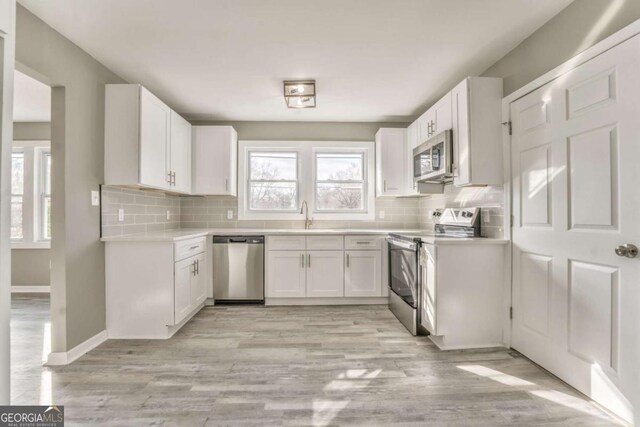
(306, 235), (344, 250)
(267, 235), (306, 251)
(174, 237), (206, 262)
(345, 235), (383, 250)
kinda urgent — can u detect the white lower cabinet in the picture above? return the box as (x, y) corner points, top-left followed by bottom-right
(106, 237), (207, 339)
(306, 251), (344, 297)
(174, 257), (194, 324)
(266, 235), (384, 301)
(267, 250), (306, 298)
(344, 250), (382, 297)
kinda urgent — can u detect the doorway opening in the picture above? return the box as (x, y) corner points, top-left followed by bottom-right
(10, 69), (53, 405)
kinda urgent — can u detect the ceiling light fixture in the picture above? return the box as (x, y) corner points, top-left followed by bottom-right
(284, 80), (316, 108)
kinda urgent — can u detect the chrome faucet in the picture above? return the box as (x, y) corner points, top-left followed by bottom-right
(300, 200), (313, 230)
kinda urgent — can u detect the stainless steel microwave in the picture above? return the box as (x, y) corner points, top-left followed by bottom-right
(413, 130), (453, 183)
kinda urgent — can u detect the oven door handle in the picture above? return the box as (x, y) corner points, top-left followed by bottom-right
(386, 237), (418, 251)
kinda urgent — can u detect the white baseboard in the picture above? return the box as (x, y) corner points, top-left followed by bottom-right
(11, 286), (50, 293)
(266, 297), (388, 306)
(45, 330), (108, 366)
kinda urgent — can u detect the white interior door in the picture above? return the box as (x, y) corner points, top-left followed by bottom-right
(510, 34), (640, 422)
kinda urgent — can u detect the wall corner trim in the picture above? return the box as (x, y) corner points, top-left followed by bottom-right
(45, 330), (107, 366)
(10, 286), (50, 293)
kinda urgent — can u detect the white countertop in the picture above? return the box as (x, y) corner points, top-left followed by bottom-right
(100, 228), (508, 244)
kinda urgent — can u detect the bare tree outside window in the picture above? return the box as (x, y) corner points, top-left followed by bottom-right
(249, 152), (298, 210)
(315, 153), (365, 211)
(11, 152), (24, 239)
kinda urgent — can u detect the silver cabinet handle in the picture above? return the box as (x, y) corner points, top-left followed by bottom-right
(192, 260), (196, 276)
(615, 244), (638, 258)
(308, 254), (311, 268)
(225, 179), (229, 192)
(346, 253), (350, 267)
(189, 245), (199, 250)
(196, 259), (199, 275)
(167, 171), (173, 185)
(356, 241), (370, 245)
(383, 180), (387, 192)
(173, 172), (176, 186)
(301, 253), (305, 268)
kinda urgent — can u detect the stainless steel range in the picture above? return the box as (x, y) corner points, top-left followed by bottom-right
(386, 207), (482, 335)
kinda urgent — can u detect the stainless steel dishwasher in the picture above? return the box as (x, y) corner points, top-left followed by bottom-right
(212, 236), (264, 303)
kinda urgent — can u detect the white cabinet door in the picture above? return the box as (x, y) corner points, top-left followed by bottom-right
(417, 110), (432, 144)
(405, 121), (419, 195)
(174, 257), (194, 325)
(192, 126), (237, 195)
(190, 252), (207, 307)
(139, 87), (171, 190)
(375, 128), (406, 197)
(306, 251), (344, 297)
(267, 250), (306, 298)
(433, 92), (452, 135)
(451, 79), (470, 186)
(170, 111), (192, 193)
(420, 244), (437, 335)
(344, 250), (382, 297)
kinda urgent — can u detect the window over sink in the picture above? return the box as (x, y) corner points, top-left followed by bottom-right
(238, 141), (374, 221)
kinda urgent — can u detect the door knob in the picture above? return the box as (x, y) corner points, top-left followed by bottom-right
(615, 244), (638, 258)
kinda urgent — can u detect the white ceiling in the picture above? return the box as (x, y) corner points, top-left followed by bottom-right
(18, 0), (572, 122)
(13, 69), (51, 122)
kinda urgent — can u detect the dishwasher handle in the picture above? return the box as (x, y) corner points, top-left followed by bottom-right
(213, 235), (265, 244)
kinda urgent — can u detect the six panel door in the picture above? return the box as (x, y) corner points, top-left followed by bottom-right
(510, 34), (640, 422)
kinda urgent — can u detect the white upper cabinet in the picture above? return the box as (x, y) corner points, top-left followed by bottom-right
(451, 77), (503, 187)
(375, 128), (406, 197)
(105, 84), (192, 194)
(191, 126), (238, 196)
(170, 111), (192, 193)
(139, 88), (171, 189)
(417, 92), (452, 144)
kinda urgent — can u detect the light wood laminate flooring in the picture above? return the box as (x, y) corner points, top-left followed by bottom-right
(11, 296), (622, 426)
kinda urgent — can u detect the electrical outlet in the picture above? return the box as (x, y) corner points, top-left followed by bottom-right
(227, 210), (233, 220)
(118, 208), (124, 222)
(379, 210), (385, 219)
(484, 210), (491, 223)
(166, 210), (171, 220)
(91, 190), (100, 206)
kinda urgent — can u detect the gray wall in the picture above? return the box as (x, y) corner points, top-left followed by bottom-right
(482, 0), (640, 95)
(16, 5), (125, 351)
(0, 0), (17, 405)
(11, 250), (49, 286)
(13, 121), (49, 140)
(12, 121), (51, 287)
(188, 120), (408, 141)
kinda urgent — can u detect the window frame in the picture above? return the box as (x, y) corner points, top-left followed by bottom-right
(11, 141), (51, 249)
(247, 150), (300, 213)
(312, 149), (367, 214)
(238, 140), (374, 222)
(38, 149), (52, 241)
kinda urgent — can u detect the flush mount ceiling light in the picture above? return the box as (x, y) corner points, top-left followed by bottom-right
(283, 80), (316, 108)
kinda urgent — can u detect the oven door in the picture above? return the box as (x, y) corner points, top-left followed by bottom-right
(387, 237), (419, 308)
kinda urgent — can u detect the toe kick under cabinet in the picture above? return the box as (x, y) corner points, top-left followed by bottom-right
(265, 235), (386, 305)
(105, 237), (207, 339)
